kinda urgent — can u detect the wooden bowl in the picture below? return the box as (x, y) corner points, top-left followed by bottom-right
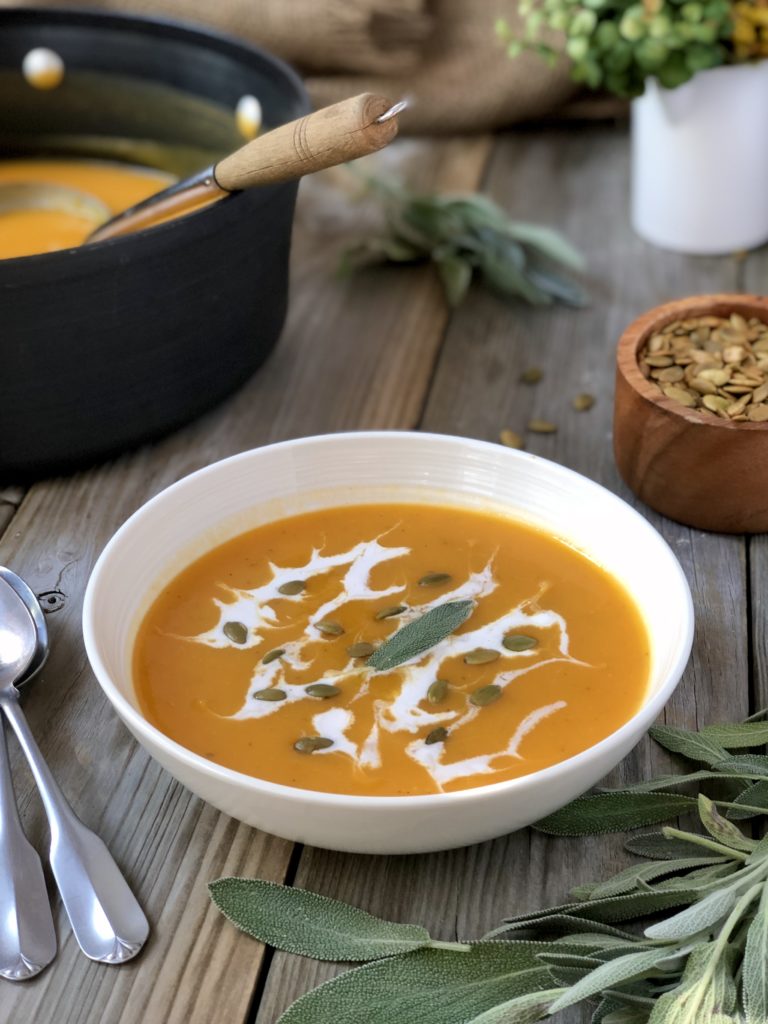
(614, 293), (768, 533)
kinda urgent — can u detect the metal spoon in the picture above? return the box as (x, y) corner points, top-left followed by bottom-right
(0, 572), (149, 963)
(0, 93), (405, 245)
(0, 567), (48, 683)
(0, 582), (57, 980)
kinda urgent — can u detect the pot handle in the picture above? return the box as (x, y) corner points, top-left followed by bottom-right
(213, 93), (400, 192)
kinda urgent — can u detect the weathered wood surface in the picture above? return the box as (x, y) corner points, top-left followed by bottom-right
(0, 125), (758, 1024)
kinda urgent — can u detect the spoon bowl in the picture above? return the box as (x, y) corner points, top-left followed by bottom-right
(0, 568), (48, 685)
(0, 580), (36, 689)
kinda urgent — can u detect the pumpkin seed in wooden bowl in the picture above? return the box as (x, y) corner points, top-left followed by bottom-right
(614, 294), (768, 533)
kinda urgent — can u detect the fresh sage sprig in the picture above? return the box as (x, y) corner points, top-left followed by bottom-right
(340, 173), (588, 309)
(366, 599), (474, 672)
(209, 711), (768, 1022)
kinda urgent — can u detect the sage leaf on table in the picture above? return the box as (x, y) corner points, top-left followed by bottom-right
(699, 721), (768, 748)
(366, 600), (474, 672)
(464, 987), (566, 1023)
(744, 884), (768, 1023)
(209, 713), (768, 1023)
(207, 879), (432, 961)
(277, 945), (557, 1024)
(340, 172), (588, 309)
(648, 724), (730, 766)
(534, 791), (698, 836)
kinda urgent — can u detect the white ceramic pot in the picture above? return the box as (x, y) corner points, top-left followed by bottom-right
(631, 62), (768, 254)
(83, 433), (694, 854)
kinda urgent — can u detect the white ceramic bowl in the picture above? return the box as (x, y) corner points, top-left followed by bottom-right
(83, 432), (694, 854)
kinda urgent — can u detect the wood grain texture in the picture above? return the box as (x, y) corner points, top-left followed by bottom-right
(216, 94), (399, 192)
(256, 125), (750, 1024)
(0, 137), (490, 1024)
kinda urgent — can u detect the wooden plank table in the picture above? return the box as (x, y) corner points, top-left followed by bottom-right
(0, 124), (755, 1024)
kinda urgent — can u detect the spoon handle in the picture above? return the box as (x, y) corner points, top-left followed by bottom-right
(213, 92), (399, 192)
(1, 696), (149, 963)
(0, 717), (57, 980)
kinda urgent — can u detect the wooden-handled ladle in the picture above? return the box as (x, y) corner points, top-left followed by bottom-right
(0, 94), (405, 246)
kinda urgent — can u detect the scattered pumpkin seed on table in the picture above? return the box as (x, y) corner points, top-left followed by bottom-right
(223, 621), (248, 644)
(527, 418), (557, 434)
(520, 367), (543, 384)
(638, 313), (768, 422)
(499, 428), (524, 449)
(572, 393), (595, 412)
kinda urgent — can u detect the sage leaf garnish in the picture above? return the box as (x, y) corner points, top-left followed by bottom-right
(366, 600), (474, 672)
(207, 879), (431, 961)
(700, 721), (768, 748)
(208, 713), (768, 1024)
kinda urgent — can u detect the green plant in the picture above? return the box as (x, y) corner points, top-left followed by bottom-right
(497, 0), (733, 97)
(210, 713), (768, 1022)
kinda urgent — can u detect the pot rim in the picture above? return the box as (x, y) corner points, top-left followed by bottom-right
(0, 5), (310, 269)
(616, 292), (768, 432)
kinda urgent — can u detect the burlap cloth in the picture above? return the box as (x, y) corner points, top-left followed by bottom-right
(3, 0), (581, 132)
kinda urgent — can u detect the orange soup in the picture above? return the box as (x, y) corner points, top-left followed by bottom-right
(133, 504), (650, 796)
(0, 158), (173, 258)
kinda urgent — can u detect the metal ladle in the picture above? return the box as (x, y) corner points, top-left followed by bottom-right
(0, 93), (405, 246)
(0, 571), (149, 965)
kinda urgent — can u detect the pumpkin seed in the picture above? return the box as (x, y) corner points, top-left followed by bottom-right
(253, 688), (287, 701)
(519, 367), (542, 385)
(427, 678), (449, 704)
(464, 647), (500, 665)
(347, 641), (375, 659)
(425, 727), (449, 745)
(278, 580), (305, 596)
(470, 684), (502, 707)
(223, 621), (248, 644)
(639, 312), (768, 424)
(262, 647), (286, 664)
(375, 604), (407, 620)
(316, 619), (344, 637)
(502, 634), (538, 652)
(572, 393), (595, 412)
(499, 428), (524, 449)
(702, 394), (730, 414)
(305, 684), (341, 699)
(527, 418), (557, 434)
(294, 736), (334, 753)
(661, 385), (697, 408)
(418, 572), (452, 587)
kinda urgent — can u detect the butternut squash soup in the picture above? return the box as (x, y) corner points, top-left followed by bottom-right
(0, 159), (173, 258)
(133, 504), (650, 796)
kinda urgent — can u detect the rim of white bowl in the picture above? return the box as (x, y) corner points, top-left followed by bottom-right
(83, 430), (694, 810)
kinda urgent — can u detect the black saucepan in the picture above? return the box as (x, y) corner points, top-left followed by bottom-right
(0, 7), (310, 477)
